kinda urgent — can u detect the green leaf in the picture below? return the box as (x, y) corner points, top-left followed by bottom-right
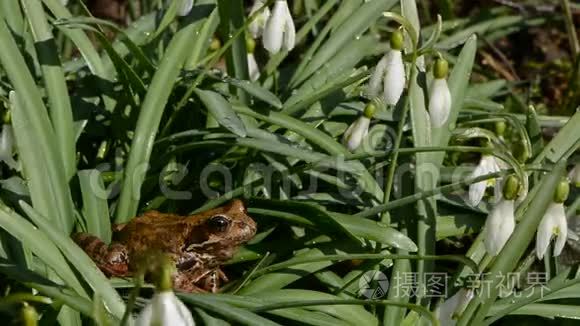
(534, 111), (580, 164)
(436, 16), (522, 49)
(6, 80), (74, 233)
(252, 290), (378, 326)
(20, 202), (126, 319)
(179, 294), (281, 326)
(21, 0), (76, 181)
(525, 106), (544, 158)
(0, 204), (88, 299)
(248, 199), (360, 243)
(41, 0), (109, 78)
(293, 0), (398, 85)
(238, 248), (336, 295)
(115, 22), (201, 223)
(78, 170), (112, 243)
(226, 79), (282, 109)
(217, 0), (248, 103)
(234, 105), (383, 202)
(331, 213), (418, 251)
(195, 89), (248, 137)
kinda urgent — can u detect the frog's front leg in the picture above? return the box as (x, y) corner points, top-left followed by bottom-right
(198, 269), (228, 293)
(173, 269), (212, 293)
(73, 233), (130, 277)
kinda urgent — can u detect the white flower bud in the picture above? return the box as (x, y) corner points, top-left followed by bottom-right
(484, 197), (515, 256)
(263, 0), (295, 54)
(382, 50), (406, 105)
(428, 78), (452, 127)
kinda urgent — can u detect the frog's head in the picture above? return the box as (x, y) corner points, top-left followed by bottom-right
(186, 200), (257, 262)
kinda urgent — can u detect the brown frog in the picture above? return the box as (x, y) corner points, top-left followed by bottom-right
(73, 200), (256, 292)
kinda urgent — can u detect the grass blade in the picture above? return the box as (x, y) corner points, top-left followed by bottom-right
(115, 22), (202, 223)
(20, 202), (126, 319)
(21, 0), (76, 181)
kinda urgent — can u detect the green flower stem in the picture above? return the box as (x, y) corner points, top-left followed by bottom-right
(380, 42), (419, 224)
(561, 0), (579, 55)
(217, 0), (249, 103)
(356, 170), (509, 219)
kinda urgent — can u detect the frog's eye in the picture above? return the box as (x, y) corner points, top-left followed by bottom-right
(207, 215), (230, 232)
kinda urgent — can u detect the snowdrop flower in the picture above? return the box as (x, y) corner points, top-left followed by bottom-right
(61, 0), (69, 5)
(249, 0), (271, 38)
(177, 0), (193, 17)
(136, 261), (194, 326)
(367, 30), (405, 105)
(263, 0), (295, 54)
(0, 125), (18, 170)
(569, 164), (580, 187)
(437, 288), (474, 326)
(246, 38), (260, 81)
(342, 103), (375, 152)
(136, 291), (194, 326)
(429, 57), (452, 128)
(536, 180), (570, 260)
(468, 154), (502, 206)
(484, 175), (519, 256)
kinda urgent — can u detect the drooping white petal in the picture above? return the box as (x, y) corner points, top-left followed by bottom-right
(429, 78), (452, 128)
(136, 291), (194, 326)
(367, 55), (390, 99)
(383, 50), (406, 105)
(484, 199), (515, 256)
(536, 202), (568, 259)
(263, 1), (294, 54)
(0, 125), (18, 170)
(552, 203), (567, 256)
(468, 155), (501, 206)
(282, 4), (296, 51)
(536, 207), (555, 260)
(177, 0), (193, 17)
(249, 0), (271, 38)
(437, 288), (474, 326)
(247, 53), (260, 81)
(343, 116), (371, 152)
(61, 0), (69, 5)
(468, 163), (489, 207)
